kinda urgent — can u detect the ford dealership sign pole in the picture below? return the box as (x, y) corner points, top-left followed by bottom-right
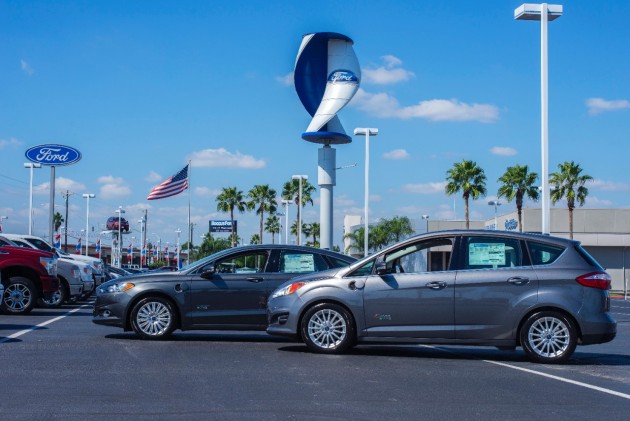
(25, 144), (82, 246)
(294, 32), (360, 250)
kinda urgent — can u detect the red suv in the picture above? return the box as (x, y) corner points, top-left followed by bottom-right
(106, 216), (129, 232)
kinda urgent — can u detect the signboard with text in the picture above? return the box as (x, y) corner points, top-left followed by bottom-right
(209, 220), (237, 233)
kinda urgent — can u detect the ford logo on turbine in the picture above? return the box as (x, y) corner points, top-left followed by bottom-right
(25, 144), (82, 166)
(328, 70), (358, 83)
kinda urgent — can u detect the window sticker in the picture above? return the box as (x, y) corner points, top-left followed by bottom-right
(284, 254), (315, 272)
(469, 243), (506, 266)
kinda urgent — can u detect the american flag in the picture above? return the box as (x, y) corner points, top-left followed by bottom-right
(147, 164), (189, 200)
(76, 237), (81, 254)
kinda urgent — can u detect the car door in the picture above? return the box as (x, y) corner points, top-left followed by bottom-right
(270, 248), (334, 293)
(190, 249), (272, 328)
(362, 237), (456, 338)
(454, 235), (539, 340)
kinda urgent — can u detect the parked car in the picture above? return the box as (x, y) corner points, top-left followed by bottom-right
(267, 230), (617, 364)
(93, 245), (356, 339)
(0, 239), (58, 315)
(3, 233), (86, 307)
(106, 216), (129, 232)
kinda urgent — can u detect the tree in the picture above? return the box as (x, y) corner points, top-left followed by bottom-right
(53, 212), (64, 232)
(307, 222), (320, 247)
(249, 234), (261, 245)
(497, 164), (539, 232)
(344, 226), (365, 255)
(290, 220), (307, 244)
(550, 161), (592, 239)
(216, 187), (246, 247)
(382, 216), (415, 243)
(264, 215), (281, 244)
(445, 160), (487, 229)
(282, 178), (316, 242)
(246, 184), (277, 244)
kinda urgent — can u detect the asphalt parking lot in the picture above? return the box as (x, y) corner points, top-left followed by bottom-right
(1, 298), (629, 420)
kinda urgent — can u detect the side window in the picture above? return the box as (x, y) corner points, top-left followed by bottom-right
(279, 251), (328, 274)
(384, 238), (454, 274)
(215, 251), (269, 274)
(327, 257), (353, 269)
(528, 241), (565, 265)
(464, 236), (521, 269)
(346, 260), (375, 277)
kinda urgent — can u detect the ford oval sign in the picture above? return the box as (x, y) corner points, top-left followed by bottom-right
(25, 144), (82, 166)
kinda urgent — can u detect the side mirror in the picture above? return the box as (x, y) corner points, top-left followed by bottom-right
(200, 265), (216, 280)
(375, 261), (389, 276)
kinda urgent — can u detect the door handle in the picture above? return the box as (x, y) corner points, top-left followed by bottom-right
(246, 277), (263, 283)
(425, 281), (447, 290)
(507, 277), (530, 286)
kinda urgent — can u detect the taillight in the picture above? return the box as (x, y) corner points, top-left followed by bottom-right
(576, 272), (611, 290)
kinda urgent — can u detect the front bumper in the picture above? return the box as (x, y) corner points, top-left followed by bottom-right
(92, 293), (128, 329)
(266, 295), (302, 338)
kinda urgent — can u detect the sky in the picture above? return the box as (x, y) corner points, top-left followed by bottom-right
(1, 0), (629, 250)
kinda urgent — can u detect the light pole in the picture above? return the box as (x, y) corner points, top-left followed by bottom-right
(24, 163), (42, 235)
(115, 206), (125, 268)
(82, 193), (95, 256)
(175, 228), (181, 269)
(138, 219), (145, 268)
(275, 212), (284, 245)
(291, 175), (308, 246)
(281, 200), (291, 245)
(488, 200), (502, 230)
(422, 214), (430, 233)
(0, 215), (7, 233)
(354, 127), (378, 257)
(515, 3), (562, 235)
(153, 233), (161, 262)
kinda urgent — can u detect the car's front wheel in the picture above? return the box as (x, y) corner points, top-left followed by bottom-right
(301, 303), (355, 354)
(130, 296), (176, 340)
(520, 311), (577, 364)
(2, 277), (38, 315)
(39, 280), (68, 308)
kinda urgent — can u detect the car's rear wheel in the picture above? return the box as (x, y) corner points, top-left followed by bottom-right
(520, 311), (577, 364)
(2, 277), (37, 315)
(39, 280), (68, 308)
(130, 296), (176, 340)
(301, 303), (355, 354)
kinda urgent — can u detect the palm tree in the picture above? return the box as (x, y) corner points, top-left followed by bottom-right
(445, 160), (487, 229)
(308, 222), (320, 247)
(497, 164), (539, 232)
(383, 216), (415, 243)
(344, 226), (365, 255)
(53, 212), (64, 232)
(216, 187), (246, 247)
(290, 220), (307, 244)
(249, 234), (261, 245)
(247, 184), (277, 243)
(264, 215), (281, 244)
(550, 161), (592, 239)
(282, 178), (316, 240)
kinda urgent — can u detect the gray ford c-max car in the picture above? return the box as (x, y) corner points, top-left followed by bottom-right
(267, 230), (616, 363)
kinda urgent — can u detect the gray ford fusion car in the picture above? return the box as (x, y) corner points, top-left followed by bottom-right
(267, 230), (616, 363)
(92, 244), (355, 339)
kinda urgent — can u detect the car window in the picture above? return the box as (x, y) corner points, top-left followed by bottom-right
(528, 241), (565, 266)
(214, 251), (269, 274)
(0, 238), (13, 246)
(278, 251), (328, 273)
(346, 260), (375, 277)
(385, 238), (454, 274)
(327, 256), (353, 269)
(25, 237), (53, 252)
(464, 236), (522, 269)
(10, 239), (31, 248)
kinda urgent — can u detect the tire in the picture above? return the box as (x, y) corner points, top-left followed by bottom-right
(520, 311), (577, 364)
(301, 303), (355, 354)
(2, 277), (38, 315)
(130, 296), (176, 340)
(38, 280), (68, 308)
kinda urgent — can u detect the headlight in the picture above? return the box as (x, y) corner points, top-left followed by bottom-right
(98, 282), (135, 294)
(271, 282), (305, 299)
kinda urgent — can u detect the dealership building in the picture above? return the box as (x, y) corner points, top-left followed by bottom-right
(345, 208), (630, 293)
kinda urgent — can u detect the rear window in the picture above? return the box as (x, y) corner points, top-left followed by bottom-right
(26, 237), (53, 252)
(527, 241), (565, 266)
(278, 251), (328, 274)
(575, 245), (603, 269)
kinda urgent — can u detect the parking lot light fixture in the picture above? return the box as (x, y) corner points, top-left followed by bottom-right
(0, 215), (7, 233)
(281, 200), (291, 244)
(24, 163), (42, 235)
(354, 127), (378, 257)
(82, 194), (95, 256)
(515, 3), (563, 235)
(488, 200), (502, 230)
(291, 175), (308, 245)
(422, 214), (430, 233)
(115, 206), (125, 268)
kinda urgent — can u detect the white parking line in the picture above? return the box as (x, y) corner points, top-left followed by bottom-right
(0, 304), (91, 344)
(484, 360), (630, 401)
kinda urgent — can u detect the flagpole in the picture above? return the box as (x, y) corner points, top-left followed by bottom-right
(187, 160), (191, 266)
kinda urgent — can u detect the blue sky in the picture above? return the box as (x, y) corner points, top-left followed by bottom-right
(1, 0), (629, 249)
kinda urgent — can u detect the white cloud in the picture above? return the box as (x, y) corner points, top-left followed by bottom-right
(352, 89), (499, 123)
(195, 187), (221, 197)
(402, 182), (447, 194)
(189, 148), (266, 169)
(0, 137), (22, 149)
(383, 149), (410, 160)
(34, 177), (86, 195)
(334, 194), (356, 207)
(584, 196), (614, 207)
(490, 146), (517, 156)
(21, 59), (34, 75)
(276, 72), (293, 86)
(588, 179), (630, 192)
(145, 171), (162, 182)
(362, 55), (414, 85)
(586, 98), (630, 115)
(97, 175), (131, 199)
